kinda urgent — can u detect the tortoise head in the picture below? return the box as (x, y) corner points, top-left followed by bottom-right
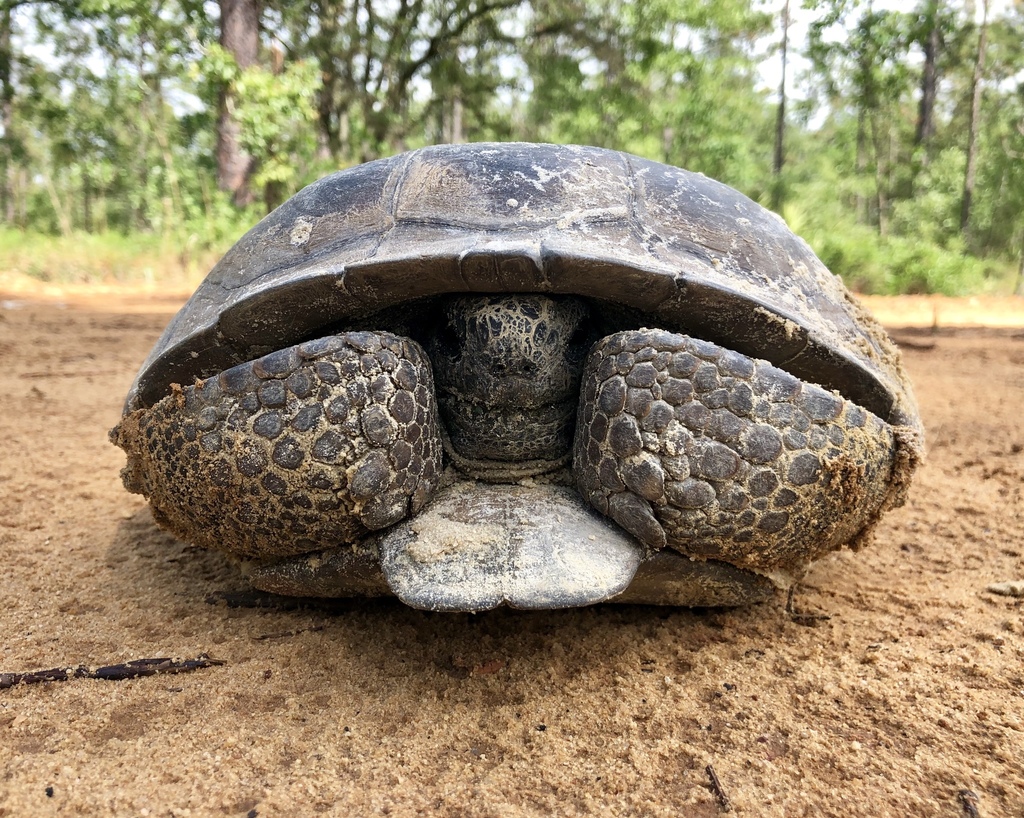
(425, 294), (594, 470)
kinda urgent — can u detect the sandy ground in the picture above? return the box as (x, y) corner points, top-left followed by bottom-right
(0, 286), (1022, 817)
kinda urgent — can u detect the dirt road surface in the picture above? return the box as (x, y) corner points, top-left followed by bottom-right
(1, 288), (1022, 816)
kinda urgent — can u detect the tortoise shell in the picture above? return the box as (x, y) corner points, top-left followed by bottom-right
(115, 143), (923, 611)
(124, 143), (920, 440)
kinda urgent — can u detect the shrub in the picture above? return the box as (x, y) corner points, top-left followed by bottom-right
(796, 219), (999, 296)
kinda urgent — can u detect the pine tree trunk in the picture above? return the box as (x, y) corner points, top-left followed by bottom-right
(315, 3), (341, 163)
(1015, 231), (1024, 297)
(0, 3), (14, 226)
(915, 0), (940, 160)
(870, 114), (888, 237)
(961, 0), (989, 234)
(771, 0), (790, 212)
(856, 109), (867, 225)
(217, 0), (259, 207)
(451, 94), (464, 144)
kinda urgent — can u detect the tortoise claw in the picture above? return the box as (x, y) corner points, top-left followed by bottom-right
(611, 550), (777, 607)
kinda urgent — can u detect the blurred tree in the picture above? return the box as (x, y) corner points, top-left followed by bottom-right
(217, 0), (259, 205)
(0, 1), (14, 224)
(960, 0), (988, 234)
(808, 3), (914, 235)
(966, 3), (1024, 264)
(277, 0), (522, 165)
(911, 0), (944, 157)
(772, 0), (791, 210)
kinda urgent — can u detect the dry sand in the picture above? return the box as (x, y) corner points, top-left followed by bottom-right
(0, 286), (1022, 817)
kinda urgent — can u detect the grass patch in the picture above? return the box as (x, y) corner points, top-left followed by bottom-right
(794, 222), (1014, 296)
(0, 229), (236, 286)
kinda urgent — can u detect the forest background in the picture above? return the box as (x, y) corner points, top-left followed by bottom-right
(0, 0), (1022, 296)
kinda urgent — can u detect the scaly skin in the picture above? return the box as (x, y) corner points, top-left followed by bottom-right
(574, 329), (897, 573)
(112, 332), (442, 558)
(426, 295), (591, 471)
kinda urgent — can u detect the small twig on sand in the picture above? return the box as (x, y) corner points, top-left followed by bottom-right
(986, 580), (1024, 597)
(889, 334), (937, 352)
(958, 789), (981, 818)
(206, 590), (303, 609)
(705, 763), (732, 812)
(0, 655), (224, 689)
(19, 370), (117, 379)
(785, 584), (832, 624)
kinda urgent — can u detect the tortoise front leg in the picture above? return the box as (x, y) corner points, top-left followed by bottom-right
(574, 329), (901, 579)
(111, 332), (443, 559)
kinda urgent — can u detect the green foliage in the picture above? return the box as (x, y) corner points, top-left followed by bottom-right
(806, 222), (993, 296)
(276, 0), (527, 164)
(0, 0), (1021, 293)
(783, 149), (1001, 297)
(890, 148), (965, 247)
(522, 0), (773, 190)
(968, 90), (1024, 256)
(197, 44), (320, 194)
(235, 61), (319, 191)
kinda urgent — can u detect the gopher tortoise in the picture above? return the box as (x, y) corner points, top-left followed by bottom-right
(112, 143), (923, 612)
